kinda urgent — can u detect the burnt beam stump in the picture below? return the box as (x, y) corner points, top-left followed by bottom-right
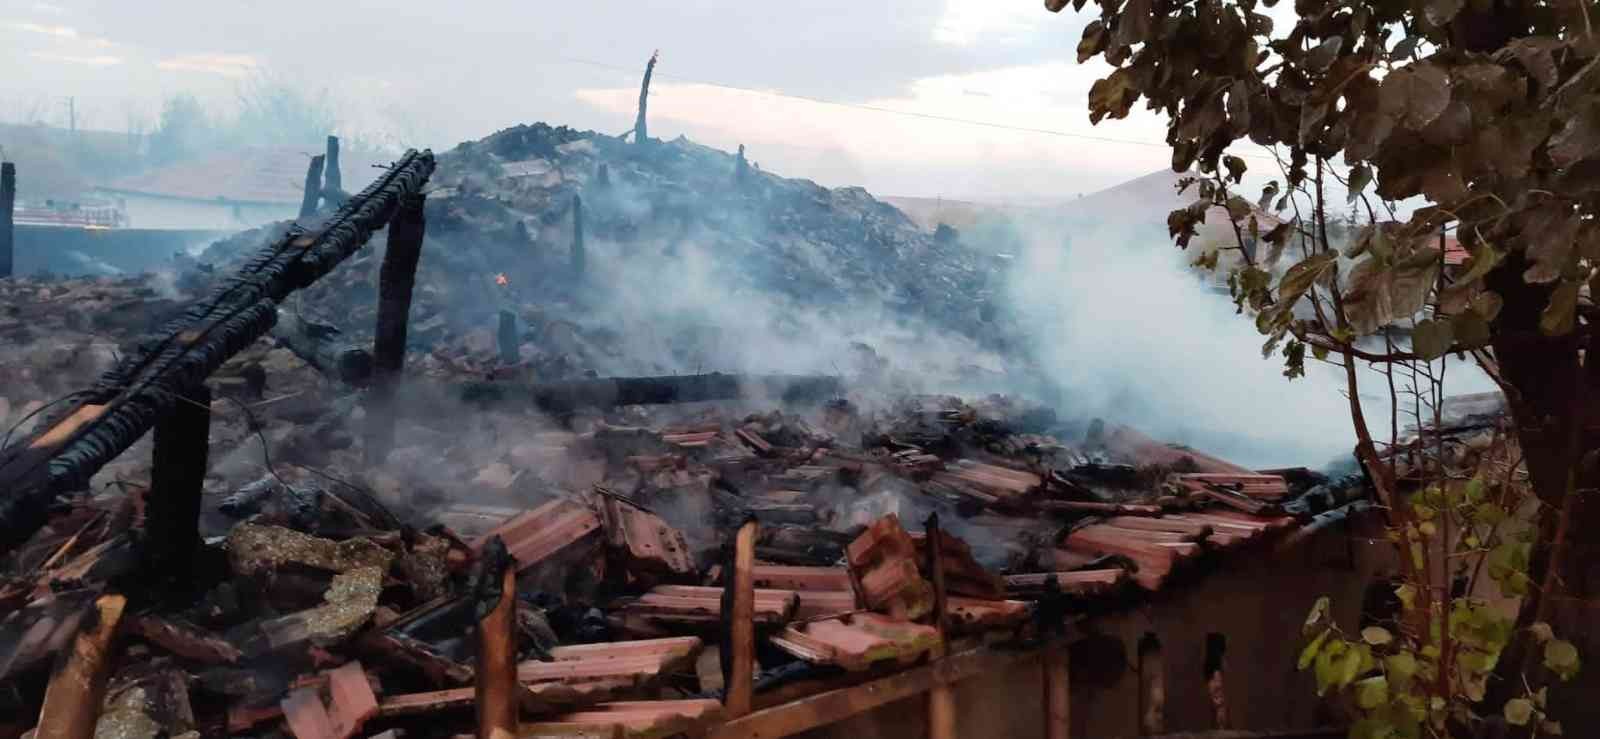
(367, 192), (426, 464)
(142, 383), (212, 583)
(300, 154), (326, 219)
(1, 162), (14, 279)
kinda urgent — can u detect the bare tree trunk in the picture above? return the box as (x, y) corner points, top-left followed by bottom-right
(572, 193), (585, 278)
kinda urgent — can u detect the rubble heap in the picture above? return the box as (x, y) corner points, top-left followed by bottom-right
(196, 123), (1023, 384)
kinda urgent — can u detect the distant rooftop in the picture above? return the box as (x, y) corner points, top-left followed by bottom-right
(99, 146), (382, 205)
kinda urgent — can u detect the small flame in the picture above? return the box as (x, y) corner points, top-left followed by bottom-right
(495, 273), (509, 287)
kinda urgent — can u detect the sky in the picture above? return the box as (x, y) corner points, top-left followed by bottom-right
(0, 0), (1199, 202)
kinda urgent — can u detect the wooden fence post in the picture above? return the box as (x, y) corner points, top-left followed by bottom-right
(475, 536), (518, 739)
(925, 514), (955, 739)
(36, 594), (127, 739)
(143, 383), (211, 581)
(724, 517), (758, 717)
(1044, 644), (1071, 739)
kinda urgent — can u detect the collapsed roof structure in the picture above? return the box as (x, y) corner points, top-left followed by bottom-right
(0, 121), (1389, 739)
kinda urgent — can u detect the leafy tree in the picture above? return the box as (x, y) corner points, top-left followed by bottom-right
(1046, 0), (1594, 733)
(147, 94), (211, 164)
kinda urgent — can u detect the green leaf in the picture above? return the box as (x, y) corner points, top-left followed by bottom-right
(1280, 252), (1337, 301)
(1337, 643), (1367, 687)
(1530, 622), (1554, 643)
(1224, 155), (1247, 184)
(1347, 164), (1372, 202)
(1541, 281), (1580, 336)
(1391, 36), (1422, 61)
(1385, 652), (1418, 691)
(1077, 20), (1108, 63)
(1362, 626), (1393, 646)
(1307, 37), (1343, 73)
(1225, 195), (1253, 222)
(1305, 596), (1331, 634)
(1355, 675), (1390, 710)
(1348, 717), (1393, 739)
(1544, 639), (1581, 680)
(1411, 319), (1453, 360)
(1452, 311), (1491, 349)
(1301, 628), (1332, 669)
(1504, 698), (1535, 726)
(1379, 64), (1451, 130)
(1395, 584), (1417, 612)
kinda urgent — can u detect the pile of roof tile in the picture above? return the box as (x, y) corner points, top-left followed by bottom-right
(0, 372), (1366, 737)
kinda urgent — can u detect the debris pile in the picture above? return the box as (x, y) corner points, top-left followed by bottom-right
(0, 368), (1365, 736)
(196, 123), (1022, 386)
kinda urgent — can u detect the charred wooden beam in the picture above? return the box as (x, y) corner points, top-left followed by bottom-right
(142, 382), (211, 581)
(323, 135), (344, 205)
(272, 314), (373, 385)
(722, 518), (757, 717)
(474, 536), (517, 739)
(460, 373), (841, 415)
(0, 149), (435, 550)
(367, 192), (426, 462)
(300, 154), (326, 219)
(36, 594), (127, 739)
(1, 161), (14, 279)
(635, 50), (658, 148)
(497, 310), (518, 365)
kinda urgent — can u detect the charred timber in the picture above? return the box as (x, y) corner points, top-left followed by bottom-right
(458, 373), (842, 414)
(272, 314), (374, 385)
(1, 162), (14, 279)
(0, 149), (435, 549)
(300, 154), (326, 219)
(369, 193), (427, 462)
(323, 136), (344, 206)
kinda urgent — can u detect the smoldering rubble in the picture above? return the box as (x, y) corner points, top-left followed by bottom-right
(0, 121), (1374, 738)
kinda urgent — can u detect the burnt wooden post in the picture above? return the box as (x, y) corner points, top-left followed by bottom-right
(1, 162), (14, 278)
(722, 517), (758, 717)
(634, 50), (658, 149)
(1138, 633), (1165, 736)
(367, 193), (426, 463)
(497, 310), (519, 365)
(924, 514), (955, 739)
(571, 193), (585, 278)
(474, 536), (518, 739)
(299, 154), (326, 219)
(36, 594), (127, 739)
(324, 135), (342, 198)
(143, 383), (211, 580)
(1043, 644), (1071, 739)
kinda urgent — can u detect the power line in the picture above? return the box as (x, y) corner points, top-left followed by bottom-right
(544, 53), (1278, 161)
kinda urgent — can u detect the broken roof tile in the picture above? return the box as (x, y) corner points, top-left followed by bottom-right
(519, 699), (724, 738)
(1173, 473), (1291, 500)
(769, 612), (939, 671)
(749, 565), (852, 592)
(1005, 569), (1129, 597)
(845, 514), (933, 619)
(619, 585), (799, 626)
(600, 497), (694, 579)
(473, 499), (602, 572)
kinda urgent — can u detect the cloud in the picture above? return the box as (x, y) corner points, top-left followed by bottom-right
(932, 0), (1040, 46)
(30, 3), (68, 15)
(30, 51), (121, 66)
(7, 20), (114, 47)
(156, 53), (259, 77)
